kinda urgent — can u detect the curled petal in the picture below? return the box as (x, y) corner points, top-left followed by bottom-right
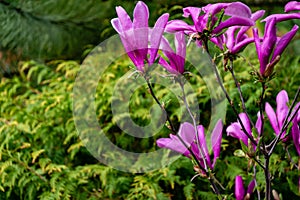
(183, 7), (201, 24)
(213, 16), (254, 34)
(263, 13), (300, 23)
(272, 25), (299, 62)
(255, 112), (263, 136)
(285, 1), (300, 12)
(226, 122), (248, 146)
(156, 135), (189, 157)
(165, 20), (195, 33)
(224, 2), (251, 18)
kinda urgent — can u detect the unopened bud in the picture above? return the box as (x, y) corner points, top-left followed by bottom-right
(263, 55), (280, 77)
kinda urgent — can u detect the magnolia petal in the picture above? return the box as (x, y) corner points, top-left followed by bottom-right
(149, 13), (169, 65)
(133, 1), (149, 57)
(285, 1), (300, 12)
(239, 113), (252, 135)
(253, 28), (265, 74)
(231, 37), (254, 54)
(197, 125), (212, 168)
(235, 176), (245, 200)
(179, 122), (196, 146)
(291, 118), (300, 155)
(246, 180), (256, 194)
(263, 13), (300, 23)
(272, 25), (299, 62)
(255, 112), (263, 136)
(202, 3), (229, 16)
(116, 6), (133, 32)
(276, 90), (289, 129)
(156, 135), (189, 156)
(226, 122), (248, 146)
(225, 2), (251, 18)
(165, 20), (194, 33)
(211, 119), (223, 167)
(265, 102), (280, 135)
(213, 16), (254, 34)
(183, 7), (201, 25)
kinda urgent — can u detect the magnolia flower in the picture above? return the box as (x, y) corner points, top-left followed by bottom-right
(266, 90), (300, 141)
(226, 113), (262, 148)
(222, 10), (265, 55)
(165, 2), (254, 47)
(111, 1), (169, 71)
(235, 176), (255, 200)
(253, 18), (299, 77)
(262, 1), (300, 22)
(157, 119), (223, 171)
(159, 32), (186, 74)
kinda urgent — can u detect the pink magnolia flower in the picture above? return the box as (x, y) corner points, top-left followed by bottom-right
(235, 176), (255, 200)
(226, 113), (262, 149)
(111, 1), (169, 72)
(221, 10), (265, 54)
(159, 32), (186, 74)
(157, 119), (223, 170)
(266, 90), (300, 142)
(165, 2), (254, 47)
(253, 18), (298, 77)
(262, 1), (300, 22)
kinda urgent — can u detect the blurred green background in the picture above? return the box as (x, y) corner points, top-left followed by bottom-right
(0, 0), (299, 199)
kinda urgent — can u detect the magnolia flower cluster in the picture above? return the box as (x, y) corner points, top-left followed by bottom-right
(111, 1), (299, 77)
(111, 0), (300, 197)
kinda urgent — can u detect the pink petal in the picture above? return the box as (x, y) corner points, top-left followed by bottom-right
(116, 6), (132, 32)
(213, 16), (254, 34)
(197, 125), (211, 168)
(225, 2), (251, 18)
(272, 25), (299, 62)
(211, 119), (223, 167)
(226, 122), (248, 146)
(235, 176), (245, 200)
(285, 1), (300, 12)
(276, 90), (289, 129)
(265, 102), (280, 135)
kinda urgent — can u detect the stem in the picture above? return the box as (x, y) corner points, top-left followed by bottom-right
(145, 77), (207, 173)
(178, 78), (221, 195)
(268, 86), (300, 156)
(209, 54), (257, 146)
(228, 60), (255, 128)
(264, 155), (271, 200)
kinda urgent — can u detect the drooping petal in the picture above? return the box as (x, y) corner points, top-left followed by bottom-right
(183, 7), (201, 24)
(213, 16), (254, 34)
(265, 102), (280, 135)
(165, 20), (195, 33)
(226, 122), (248, 146)
(271, 25), (299, 62)
(262, 13), (300, 23)
(285, 1), (300, 12)
(235, 176), (245, 200)
(156, 135), (189, 156)
(211, 119), (223, 167)
(224, 2), (251, 18)
(202, 3), (229, 16)
(231, 37), (254, 54)
(236, 10), (265, 42)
